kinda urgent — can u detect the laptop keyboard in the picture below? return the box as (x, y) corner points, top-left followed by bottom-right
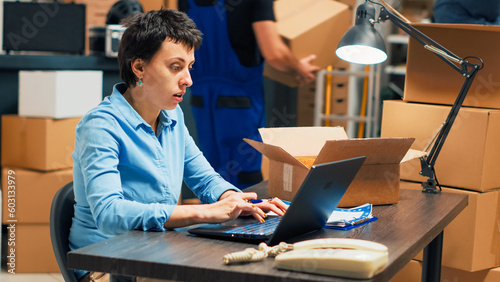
(222, 217), (281, 236)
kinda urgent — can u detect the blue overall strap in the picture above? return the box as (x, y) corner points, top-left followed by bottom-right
(186, 0), (265, 188)
(186, 0), (264, 84)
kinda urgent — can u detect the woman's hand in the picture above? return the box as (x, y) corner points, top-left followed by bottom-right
(210, 192), (266, 223)
(215, 192), (289, 223)
(164, 192), (289, 228)
(240, 197), (289, 217)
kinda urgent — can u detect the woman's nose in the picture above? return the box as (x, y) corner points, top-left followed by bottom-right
(181, 69), (193, 87)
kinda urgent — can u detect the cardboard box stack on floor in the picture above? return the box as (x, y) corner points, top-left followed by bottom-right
(297, 60), (351, 127)
(1, 71), (102, 273)
(390, 260), (500, 282)
(381, 23), (500, 281)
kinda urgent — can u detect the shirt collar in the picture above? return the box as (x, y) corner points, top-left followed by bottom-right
(110, 83), (177, 131)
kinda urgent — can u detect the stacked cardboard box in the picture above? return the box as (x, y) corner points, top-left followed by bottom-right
(391, 260), (500, 282)
(297, 62), (350, 127)
(1, 71), (102, 273)
(381, 23), (500, 280)
(1, 167), (73, 273)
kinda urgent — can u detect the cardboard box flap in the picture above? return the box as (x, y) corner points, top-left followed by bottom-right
(314, 137), (415, 165)
(401, 149), (427, 163)
(258, 126), (348, 157)
(244, 138), (305, 168)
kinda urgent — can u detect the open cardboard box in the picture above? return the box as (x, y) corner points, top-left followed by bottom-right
(404, 23), (500, 109)
(244, 127), (416, 207)
(263, 0), (352, 87)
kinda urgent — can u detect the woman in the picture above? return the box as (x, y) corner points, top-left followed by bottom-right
(68, 9), (287, 281)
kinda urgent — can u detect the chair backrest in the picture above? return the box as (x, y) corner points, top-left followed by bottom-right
(50, 181), (78, 282)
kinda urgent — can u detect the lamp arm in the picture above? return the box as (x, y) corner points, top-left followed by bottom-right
(419, 67), (479, 193)
(377, 6), (462, 74)
(425, 64), (479, 168)
(374, 1), (484, 193)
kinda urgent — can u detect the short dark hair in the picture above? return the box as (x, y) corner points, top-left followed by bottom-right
(118, 9), (203, 87)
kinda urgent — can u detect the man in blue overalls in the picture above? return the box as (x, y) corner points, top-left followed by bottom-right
(179, 0), (319, 189)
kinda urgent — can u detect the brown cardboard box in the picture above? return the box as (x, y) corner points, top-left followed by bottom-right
(335, 0), (357, 8)
(2, 167), (73, 224)
(330, 76), (349, 114)
(404, 23), (500, 109)
(297, 82), (317, 126)
(245, 127), (414, 207)
(4, 224), (59, 273)
(401, 181), (500, 272)
(263, 0), (352, 87)
(1, 115), (80, 171)
(165, 0), (178, 10)
(381, 100), (500, 191)
(390, 259), (421, 282)
(139, 0), (165, 11)
(391, 260), (500, 282)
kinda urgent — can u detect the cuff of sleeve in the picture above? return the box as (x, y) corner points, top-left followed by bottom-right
(211, 185), (242, 203)
(145, 204), (176, 231)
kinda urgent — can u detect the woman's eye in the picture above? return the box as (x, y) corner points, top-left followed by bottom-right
(171, 66), (180, 71)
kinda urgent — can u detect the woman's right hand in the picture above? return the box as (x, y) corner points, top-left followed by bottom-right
(205, 192), (267, 223)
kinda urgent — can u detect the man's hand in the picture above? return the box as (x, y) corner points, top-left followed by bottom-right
(295, 54), (321, 85)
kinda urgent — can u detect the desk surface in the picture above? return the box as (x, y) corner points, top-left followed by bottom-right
(68, 182), (467, 282)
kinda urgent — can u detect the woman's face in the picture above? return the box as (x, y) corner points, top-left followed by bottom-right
(140, 39), (195, 111)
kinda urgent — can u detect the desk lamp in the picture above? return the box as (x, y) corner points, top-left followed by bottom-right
(335, 0), (483, 194)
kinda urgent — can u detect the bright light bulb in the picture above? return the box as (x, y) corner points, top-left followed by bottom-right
(336, 45), (388, 65)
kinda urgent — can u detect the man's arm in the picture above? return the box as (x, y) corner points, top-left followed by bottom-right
(253, 20), (320, 85)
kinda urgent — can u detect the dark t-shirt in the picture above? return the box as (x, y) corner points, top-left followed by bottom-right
(433, 0), (500, 24)
(178, 0), (275, 67)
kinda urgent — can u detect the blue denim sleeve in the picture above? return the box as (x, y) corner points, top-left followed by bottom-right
(75, 113), (174, 235)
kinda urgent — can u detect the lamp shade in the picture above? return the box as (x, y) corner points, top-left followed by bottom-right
(335, 3), (388, 65)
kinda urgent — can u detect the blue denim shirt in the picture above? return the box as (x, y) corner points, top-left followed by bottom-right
(69, 83), (239, 279)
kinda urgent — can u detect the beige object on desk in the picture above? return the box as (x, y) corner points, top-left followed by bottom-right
(275, 238), (388, 279)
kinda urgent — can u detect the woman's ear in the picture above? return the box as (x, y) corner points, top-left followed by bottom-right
(130, 58), (145, 80)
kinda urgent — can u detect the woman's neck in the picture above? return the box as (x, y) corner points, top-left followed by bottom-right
(123, 87), (160, 133)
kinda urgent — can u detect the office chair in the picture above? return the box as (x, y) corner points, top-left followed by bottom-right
(50, 181), (78, 282)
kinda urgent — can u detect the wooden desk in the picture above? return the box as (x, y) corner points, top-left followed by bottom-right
(68, 182), (467, 282)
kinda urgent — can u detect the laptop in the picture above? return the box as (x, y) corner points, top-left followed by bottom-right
(188, 156), (366, 246)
